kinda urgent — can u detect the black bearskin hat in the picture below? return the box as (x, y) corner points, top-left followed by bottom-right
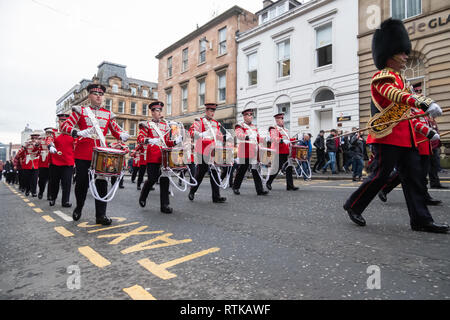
(372, 18), (411, 70)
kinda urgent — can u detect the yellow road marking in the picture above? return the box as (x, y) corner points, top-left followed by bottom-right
(28, 202), (36, 207)
(23, 199), (30, 202)
(54, 226), (74, 237)
(33, 208), (43, 213)
(123, 285), (157, 300)
(42, 215), (55, 222)
(78, 246), (111, 268)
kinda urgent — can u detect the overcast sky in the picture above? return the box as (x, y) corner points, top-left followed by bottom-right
(0, 0), (267, 144)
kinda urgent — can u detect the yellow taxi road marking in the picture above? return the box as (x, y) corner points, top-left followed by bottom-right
(78, 246), (111, 268)
(77, 217), (127, 228)
(121, 233), (192, 255)
(123, 285), (157, 300)
(96, 226), (164, 245)
(87, 222), (140, 234)
(137, 247), (220, 280)
(42, 215), (55, 222)
(54, 226), (74, 237)
(28, 202), (36, 207)
(33, 208), (43, 213)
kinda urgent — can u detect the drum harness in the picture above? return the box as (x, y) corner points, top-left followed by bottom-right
(85, 106), (124, 203)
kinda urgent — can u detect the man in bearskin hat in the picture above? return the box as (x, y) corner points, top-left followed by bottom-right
(343, 18), (448, 233)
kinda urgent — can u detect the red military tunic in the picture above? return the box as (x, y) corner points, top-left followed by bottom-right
(235, 122), (262, 159)
(269, 125), (292, 155)
(61, 104), (124, 160)
(131, 149), (140, 167)
(15, 147), (26, 170)
(137, 120), (175, 164)
(366, 68), (424, 148)
(47, 132), (75, 167)
(38, 138), (50, 169)
(191, 117), (223, 157)
(22, 140), (40, 170)
(410, 108), (436, 156)
(138, 144), (147, 166)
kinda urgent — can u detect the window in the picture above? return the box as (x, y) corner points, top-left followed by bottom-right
(166, 90), (172, 115)
(315, 89), (335, 103)
(142, 89), (148, 97)
(248, 53), (258, 86)
(391, 0), (421, 20)
(316, 24), (332, 67)
(198, 78), (205, 106)
(199, 39), (207, 64)
(218, 27), (227, 55)
(131, 87), (137, 96)
(142, 104), (148, 116)
(167, 57), (173, 78)
(129, 121), (137, 136)
(277, 39), (290, 78)
(118, 101), (125, 113)
(182, 48), (189, 72)
(217, 72), (226, 103)
(277, 103), (290, 131)
(181, 85), (188, 112)
(112, 84), (119, 93)
(117, 119), (125, 130)
(261, 12), (269, 24)
(105, 99), (112, 111)
(130, 102), (136, 115)
(153, 91), (158, 99)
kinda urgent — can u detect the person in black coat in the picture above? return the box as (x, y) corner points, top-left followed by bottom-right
(312, 130), (325, 173)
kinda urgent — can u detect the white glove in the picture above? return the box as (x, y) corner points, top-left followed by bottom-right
(427, 103), (442, 118)
(431, 133), (440, 142)
(77, 128), (93, 138)
(120, 132), (130, 142)
(265, 136), (271, 142)
(145, 138), (160, 145)
(283, 139), (290, 145)
(49, 146), (57, 154)
(199, 131), (211, 138)
(174, 136), (183, 145)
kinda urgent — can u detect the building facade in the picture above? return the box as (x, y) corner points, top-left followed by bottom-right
(358, 0), (450, 163)
(155, 6), (258, 129)
(236, 0), (360, 140)
(59, 61), (158, 151)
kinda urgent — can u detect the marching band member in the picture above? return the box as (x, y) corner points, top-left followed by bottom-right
(232, 108), (268, 196)
(138, 101), (181, 214)
(47, 114), (75, 207)
(61, 84), (130, 225)
(265, 113), (298, 191)
(343, 18), (448, 233)
(188, 103), (227, 203)
(37, 131), (51, 200)
(22, 131), (42, 197)
(130, 147), (140, 184)
(109, 139), (129, 189)
(15, 145), (26, 192)
(136, 129), (149, 191)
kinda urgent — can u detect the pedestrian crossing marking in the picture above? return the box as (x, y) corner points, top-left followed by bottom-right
(78, 246), (111, 269)
(33, 208), (43, 213)
(42, 215), (55, 222)
(28, 202), (36, 207)
(123, 285), (157, 300)
(54, 226), (74, 237)
(53, 210), (73, 222)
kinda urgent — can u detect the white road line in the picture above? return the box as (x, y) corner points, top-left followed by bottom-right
(53, 210), (73, 222)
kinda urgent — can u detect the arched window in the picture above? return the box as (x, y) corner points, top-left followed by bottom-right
(315, 89), (335, 103)
(402, 55), (426, 95)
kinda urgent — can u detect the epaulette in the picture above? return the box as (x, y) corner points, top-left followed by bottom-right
(138, 121), (148, 129)
(71, 105), (82, 114)
(110, 111), (117, 120)
(371, 69), (396, 84)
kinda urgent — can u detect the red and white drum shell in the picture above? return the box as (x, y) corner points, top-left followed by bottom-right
(91, 147), (126, 176)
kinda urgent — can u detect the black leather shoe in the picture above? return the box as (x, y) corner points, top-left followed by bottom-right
(378, 191), (387, 203)
(233, 189), (240, 195)
(137, 185), (141, 190)
(425, 198), (442, 206)
(411, 222), (449, 233)
(49, 199), (56, 206)
(266, 183), (272, 191)
(430, 185), (448, 189)
(287, 186), (299, 191)
(25, 191), (30, 196)
(257, 191), (269, 196)
(213, 197), (227, 203)
(150, 186), (155, 191)
(344, 206), (366, 226)
(32, 193), (37, 197)
(62, 203), (72, 208)
(38, 193), (43, 199)
(73, 207), (82, 221)
(160, 206), (173, 214)
(119, 185), (124, 189)
(96, 216), (112, 225)
(188, 191), (195, 201)
(138, 196), (146, 208)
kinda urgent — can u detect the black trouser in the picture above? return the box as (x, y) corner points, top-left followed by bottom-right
(38, 167), (49, 198)
(140, 163), (170, 207)
(220, 162), (237, 187)
(233, 159), (264, 194)
(137, 165), (147, 187)
(131, 166), (139, 182)
(429, 148), (441, 187)
(190, 156), (221, 201)
(266, 154), (295, 189)
(19, 169), (25, 189)
(344, 144), (433, 226)
(49, 164), (73, 205)
(24, 169), (38, 194)
(111, 176), (124, 187)
(313, 149), (326, 172)
(75, 159), (108, 218)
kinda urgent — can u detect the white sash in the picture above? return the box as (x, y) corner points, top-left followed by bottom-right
(276, 125), (290, 142)
(149, 121), (168, 148)
(203, 118), (217, 145)
(84, 106), (106, 147)
(241, 122), (257, 144)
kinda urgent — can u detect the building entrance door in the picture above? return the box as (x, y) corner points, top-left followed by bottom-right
(319, 110), (332, 133)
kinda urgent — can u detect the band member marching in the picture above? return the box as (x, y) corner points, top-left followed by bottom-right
(37, 131), (51, 200)
(130, 147), (140, 184)
(138, 101), (182, 214)
(188, 103), (227, 203)
(21, 131), (42, 197)
(343, 18), (448, 233)
(265, 113), (298, 191)
(232, 108), (268, 196)
(61, 84), (130, 225)
(47, 114), (75, 207)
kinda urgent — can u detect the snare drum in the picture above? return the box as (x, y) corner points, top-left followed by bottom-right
(162, 147), (188, 170)
(213, 147), (234, 167)
(291, 145), (308, 161)
(91, 147), (126, 176)
(259, 147), (275, 166)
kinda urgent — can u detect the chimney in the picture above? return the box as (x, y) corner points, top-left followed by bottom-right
(263, 0), (274, 8)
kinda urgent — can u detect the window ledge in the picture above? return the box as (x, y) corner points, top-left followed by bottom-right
(314, 64), (332, 73)
(276, 76), (290, 83)
(246, 84), (258, 90)
(181, 69), (189, 74)
(217, 52), (227, 58)
(197, 61), (206, 67)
